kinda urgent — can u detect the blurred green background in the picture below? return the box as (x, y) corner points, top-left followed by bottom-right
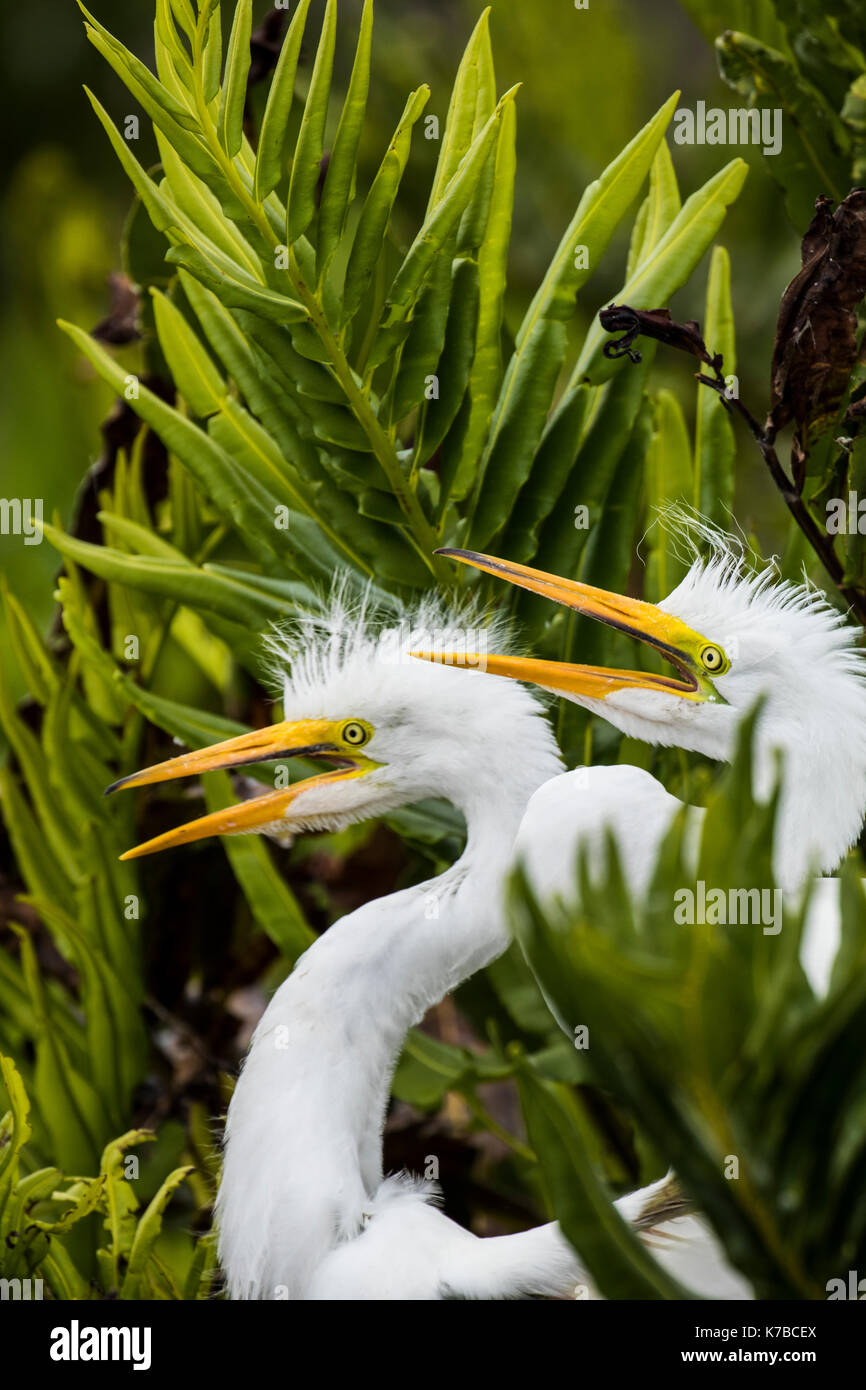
(0, 0), (796, 695)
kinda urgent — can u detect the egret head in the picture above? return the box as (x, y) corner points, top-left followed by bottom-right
(420, 545), (866, 882)
(107, 584), (561, 860)
(425, 546), (866, 759)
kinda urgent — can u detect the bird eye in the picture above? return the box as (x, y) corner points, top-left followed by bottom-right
(341, 720), (370, 747)
(700, 644), (726, 673)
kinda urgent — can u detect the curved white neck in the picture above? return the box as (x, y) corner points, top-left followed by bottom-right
(216, 745), (561, 1298)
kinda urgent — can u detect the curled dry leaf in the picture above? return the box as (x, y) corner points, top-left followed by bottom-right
(600, 303), (715, 367)
(768, 189), (866, 479)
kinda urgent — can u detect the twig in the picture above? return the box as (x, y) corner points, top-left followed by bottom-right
(599, 304), (866, 626)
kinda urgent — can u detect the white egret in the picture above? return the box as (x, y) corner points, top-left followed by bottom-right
(427, 543), (866, 995)
(110, 589), (746, 1299)
(410, 540), (866, 1303)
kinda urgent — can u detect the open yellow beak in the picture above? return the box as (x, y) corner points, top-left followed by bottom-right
(107, 718), (376, 860)
(419, 549), (723, 703)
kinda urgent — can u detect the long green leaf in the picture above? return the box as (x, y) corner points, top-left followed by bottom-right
(57, 321), (290, 568)
(218, 0), (252, 158)
(468, 92), (679, 546)
(694, 245), (736, 528)
(0, 661), (80, 884)
(341, 85), (430, 325)
(80, 6), (223, 190)
(43, 524), (287, 628)
(426, 8), (493, 212)
(513, 1052), (695, 1300)
(1, 579), (59, 706)
(154, 0), (195, 97)
(151, 289), (225, 416)
(317, 0), (373, 276)
(287, 0), (337, 243)
(645, 389), (694, 601)
(203, 770), (315, 959)
(156, 130), (261, 273)
(455, 11), (497, 256)
(0, 767), (75, 908)
(79, 3), (198, 130)
(85, 88), (182, 237)
(0, 1054), (31, 1190)
(415, 258), (479, 467)
(627, 138), (680, 277)
(526, 357), (651, 582)
(14, 929), (108, 1174)
(121, 1166), (193, 1298)
(254, 0), (312, 201)
(378, 87), (518, 336)
(165, 243), (308, 323)
(442, 96), (516, 504)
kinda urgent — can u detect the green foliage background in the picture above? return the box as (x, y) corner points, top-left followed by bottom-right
(0, 0), (864, 1299)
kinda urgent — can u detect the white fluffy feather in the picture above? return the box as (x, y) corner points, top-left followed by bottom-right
(216, 585), (575, 1299)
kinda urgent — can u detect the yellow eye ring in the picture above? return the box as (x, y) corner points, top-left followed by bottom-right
(341, 720), (370, 747)
(700, 644), (727, 674)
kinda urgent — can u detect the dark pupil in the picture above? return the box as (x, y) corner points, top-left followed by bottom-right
(347, 725), (361, 742)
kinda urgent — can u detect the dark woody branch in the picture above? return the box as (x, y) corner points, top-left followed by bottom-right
(598, 301), (866, 628)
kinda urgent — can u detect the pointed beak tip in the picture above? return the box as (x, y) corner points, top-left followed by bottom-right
(105, 770), (145, 796)
(435, 546), (477, 563)
(119, 842), (159, 862)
